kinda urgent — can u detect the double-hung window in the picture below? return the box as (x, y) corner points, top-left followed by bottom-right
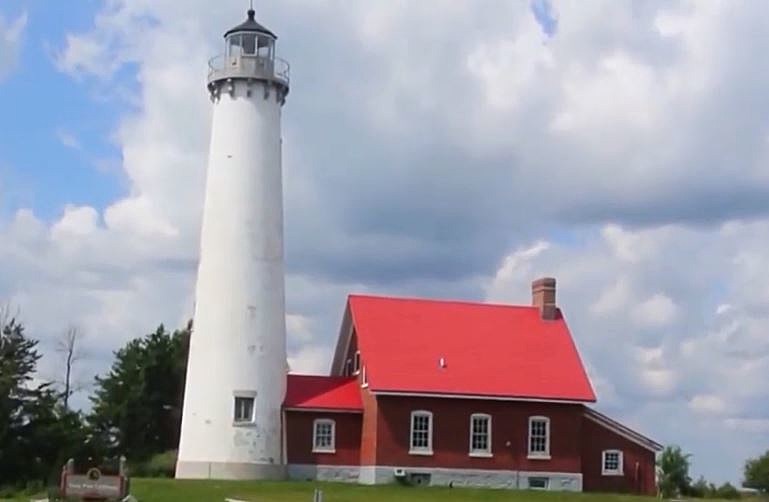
(528, 416), (550, 458)
(409, 410), (433, 455)
(312, 419), (335, 453)
(469, 413), (492, 456)
(602, 449), (623, 475)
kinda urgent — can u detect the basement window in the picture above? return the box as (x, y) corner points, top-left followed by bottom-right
(527, 416), (550, 459)
(528, 477), (549, 490)
(409, 410), (433, 455)
(312, 419), (336, 453)
(602, 449), (624, 476)
(469, 413), (492, 456)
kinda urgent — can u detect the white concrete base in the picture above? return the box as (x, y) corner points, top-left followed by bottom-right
(287, 464), (360, 483)
(358, 466), (582, 491)
(175, 461), (286, 480)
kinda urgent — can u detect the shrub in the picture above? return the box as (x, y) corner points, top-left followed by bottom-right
(715, 482), (741, 499)
(130, 450), (177, 478)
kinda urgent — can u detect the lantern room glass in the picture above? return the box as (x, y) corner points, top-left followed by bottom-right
(226, 32), (275, 61)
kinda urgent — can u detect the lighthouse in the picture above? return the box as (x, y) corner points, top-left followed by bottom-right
(176, 8), (290, 480)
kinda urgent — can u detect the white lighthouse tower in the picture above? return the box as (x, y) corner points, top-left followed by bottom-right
(176, 7), (290, 480)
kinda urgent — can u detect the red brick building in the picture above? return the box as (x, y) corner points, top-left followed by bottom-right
(282, 278), (661, 493)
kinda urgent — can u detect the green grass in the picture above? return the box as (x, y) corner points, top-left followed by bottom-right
(3, 479), (760, 502)
(127, 479), (656, 502)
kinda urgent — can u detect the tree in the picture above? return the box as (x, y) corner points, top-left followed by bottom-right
(89, 324), (190, 462)
(744, 450), (769, 494)
(658, 445), (692, 498)
(0, 312), (89, 491)
(714, 482), (741, 499)
(55, 326), (82, 411)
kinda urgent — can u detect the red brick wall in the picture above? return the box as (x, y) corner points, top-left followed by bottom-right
(581, 415), (657, 495)
(374, 396), (583, 473)
(359, 385), (378, 465)
(285, 411), (362, 465)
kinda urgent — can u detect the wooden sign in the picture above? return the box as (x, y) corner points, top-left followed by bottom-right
(60, 458), (131, 501)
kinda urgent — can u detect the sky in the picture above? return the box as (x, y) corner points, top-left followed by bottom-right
(1, 0), (768, 485)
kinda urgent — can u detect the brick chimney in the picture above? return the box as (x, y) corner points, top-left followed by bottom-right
(532, 277), (558, 320)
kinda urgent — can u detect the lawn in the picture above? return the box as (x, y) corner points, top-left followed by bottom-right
(18, 478), (746, 502)
(122, 479), (655, 502)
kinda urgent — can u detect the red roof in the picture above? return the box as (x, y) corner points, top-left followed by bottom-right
(284, 374), (363, 411)
(347, 295), (596, 402)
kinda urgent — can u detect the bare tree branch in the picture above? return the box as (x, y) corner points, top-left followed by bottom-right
(55, 326), (82, 411)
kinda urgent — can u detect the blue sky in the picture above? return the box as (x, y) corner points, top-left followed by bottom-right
(2, 0), (769, 485)
(0, 0), (125, 220)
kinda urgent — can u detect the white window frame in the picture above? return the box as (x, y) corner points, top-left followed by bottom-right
(527, 416), (551, 459)
(312, 419), (336, 453)
(353, 350), (361, 375)
(360, 365), (368, 388)
(601, 449), (624, 476)
(233, 392), (256, 425)
(469, 413), (492, 457)
(409, 410), (433, 455)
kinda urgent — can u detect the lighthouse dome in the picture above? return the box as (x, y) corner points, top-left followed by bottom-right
(224, 8), (276, 39)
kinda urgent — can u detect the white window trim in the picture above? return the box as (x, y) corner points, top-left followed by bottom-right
(360, 365), (368, 388)
(468, 413), (493, 457)
(527, 415), (551, 459)
(312, 419), (336, 454)
(601, 449), (624, 476)
(353, 350), (361, 375)
(409, 410), (433, 455)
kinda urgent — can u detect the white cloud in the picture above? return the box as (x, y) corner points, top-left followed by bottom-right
(724, 418), (769, 434)
(590, 277), (631, 316)
(288, 344), (332, 375)
(486, 241), (550, 302)
(0, 12), (27, 81)
(689, 394), (726, 416)
(51, 205), (99, 240)
(56, 129), (82, 151)
(632, 293), (678, 327)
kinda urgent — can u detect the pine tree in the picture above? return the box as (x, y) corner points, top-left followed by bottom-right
(88, 324), (190, 462)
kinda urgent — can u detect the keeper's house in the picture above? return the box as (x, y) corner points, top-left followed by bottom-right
(283, 278), (662, 494)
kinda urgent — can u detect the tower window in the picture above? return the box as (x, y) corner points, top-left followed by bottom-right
(234, 396), (255, 424)
(242, 34), (256, 55)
